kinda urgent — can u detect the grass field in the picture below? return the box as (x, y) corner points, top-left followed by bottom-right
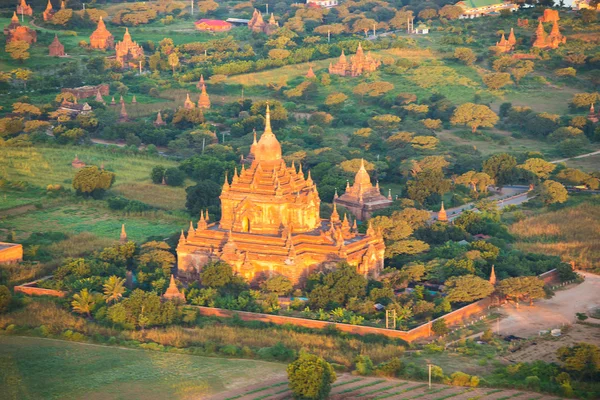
(510, 198), (600, 271)
(565, 153), (600, 173)
(0, 335), (286, 400)
(0, 203), (187, 242)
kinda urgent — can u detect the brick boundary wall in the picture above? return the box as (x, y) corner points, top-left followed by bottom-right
(0, 242), (23, 264)
(538, 268), (560, 285)
(194, 297), (493, 343)
(13, 277), (66, 298)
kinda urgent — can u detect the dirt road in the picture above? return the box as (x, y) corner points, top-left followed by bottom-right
(498, 272), (600, 338)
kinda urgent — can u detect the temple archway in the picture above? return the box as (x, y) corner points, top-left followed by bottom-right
(242, 217), (250, 232)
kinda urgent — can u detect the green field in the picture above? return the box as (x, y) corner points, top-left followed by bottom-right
(0, 203), (187, 242)
(0, 335), (286, 400)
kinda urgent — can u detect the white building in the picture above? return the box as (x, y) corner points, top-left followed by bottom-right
(456, 0), (519, 19)
(306, 0), (338, 8)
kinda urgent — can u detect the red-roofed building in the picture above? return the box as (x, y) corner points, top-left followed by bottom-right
(194, 19), (232, 32)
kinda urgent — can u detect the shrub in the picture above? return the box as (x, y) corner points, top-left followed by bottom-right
(257, 342), (295, 361)
(164, 167), (185, 186)
(220, 344), (240, 356)
(0, 285), (12, 313)
(354, 355), (374, 375)
(432, 319), (449, 336)
(375, 357), (403, 377)
(287, 353), (336, 400)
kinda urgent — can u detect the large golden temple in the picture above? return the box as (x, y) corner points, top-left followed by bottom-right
(177, 105), (386, 284)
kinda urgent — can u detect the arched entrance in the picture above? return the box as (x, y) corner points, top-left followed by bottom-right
(241, 217), (250, 232)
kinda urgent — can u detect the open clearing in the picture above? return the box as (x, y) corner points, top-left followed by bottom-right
(0, 335), (286, 400)
(207, 373), (560, 400)
(498, 272), (600, 338)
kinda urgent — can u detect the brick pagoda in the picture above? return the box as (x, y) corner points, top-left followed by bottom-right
(533, 20), (566, 49)
(494, 28), (516, 53)
(198, 81), (211, 109)
(334, 159), (393, 220)
(4, 12), (36, 44)
(90, 16), (114, 50)
(177, 105), (386, 283)
(43, 0), (55, 21)
(17, 0), (33, 16)
(329, 43), (381, 77)
(49, 34), (65, 56)
(115, 28), (143, 67)
(248, 9), (278, 35)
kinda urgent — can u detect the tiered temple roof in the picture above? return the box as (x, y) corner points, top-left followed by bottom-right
(334, 159), (393, 220)
(533, 20), (566, 49)
(328, 43), (381, 77)
(248, 9), (279, 35)
(49, 34), (65, 57)
(89, 16), (114, 50)
(437, 202), (448, 222)
(4, 12), (36, 44)
(17, 0), (33, 16)
(198, 81), (211, 109)
(588, 104), (599, 123)
(43, 0), (56, 21)
(494, 28), (516, 53)
(115, 28), (143, 67)
(163, 275), (186, 302)
(177, 104), (386, 283)
(184, 93), (195, 109)
(154, 110), (166, 126)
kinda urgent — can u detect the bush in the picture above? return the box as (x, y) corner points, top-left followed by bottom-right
(432, 319), (449, 336)
(220, 344), (240, 356)
(287, 353), (336, 400)
(375, 357), (403, 377)
(354, 355), (374, 375)
(0, 285), (12, 313)
(257, 342), (295, 361)
(151, 165), (166, 184)
(164, 167), (185, 186)
(450, 371), (479, 387)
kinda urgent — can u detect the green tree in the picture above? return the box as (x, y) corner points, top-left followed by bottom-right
(6, 40), (30, 63)
(407, 169), (451, 204)
(483, 153), (517, 187)
(482, 73), (513, 90)
(439, 5), (463, 19)
(518, 158), (556, 180)
(72, 166), (116, 195)
(287, 353), (336, 400)
(103, 276), (126, 304)
(445, 275), (494, 303)
(168, 52), (179, 74)
(0, 285), (12, 313)
(496, 276), (545, 307)
(164, 167), (185, 186)
(454, 48), (476, 65)
(537, 180), (568, 204)
(151, 165), (166, 184)
(261, 275), (293, 296)
(137, 241), (175, 275)
(200, 262), (235, 288)
(71, 288), (97, 317)
(557, 343), (600, 381)
(432, 318), (449, 336)
(185, 180), (221, 216)
(451, 103), (499, 133)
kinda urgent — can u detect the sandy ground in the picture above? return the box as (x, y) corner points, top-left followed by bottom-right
(498, 272), (600, 338)
(507, 323), (600, 364)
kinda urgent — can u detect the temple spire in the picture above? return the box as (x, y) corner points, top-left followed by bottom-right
(489, 265), (497, 286)
(119, 224), (127, 243)
(437, 201), (448, 222)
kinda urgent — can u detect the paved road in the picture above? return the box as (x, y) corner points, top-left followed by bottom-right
(550, 149), (600, 164)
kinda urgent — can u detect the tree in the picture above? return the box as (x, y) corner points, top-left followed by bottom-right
(419, 8), (438, 19)
(168, 52), (179, 74)
(287, 353), (336, 400)
(454, 48), (476, 65)
(200, 262), (235, 288)
(482, 73), (513, 90)
(445, 275), (494, 303)
(151, 165), (166, 184)
(407, 169), (451, 204)
(6, 40), (30, 63)
(103, 276), (126, 304)
(496, 276), (545, 307)
(12, 102), (41, 118)
(557, 343), (600, 381)
(325, 93), (348, 110)
(197, 0), (219, 14)
(0, 285), (12, 313)
(185, 180), (222, 216)
(432, 319), (449, 336)
(72, 166), (116, 195)
(12, 68), (32, 89)
(137, 241), (175, 275)
(261, 275), (293, 296)
(164, 167), (185, 186)
(439, 5), (463, 19)
(71, 288), (97, 317)
(411, 136), (439, 150)
(451, 103), (499, 133)
(537, 180), (568, 204)
(518, 158), (555, 180)
(455, 171), (493, 192)
(511, 61), (534, 85)
(483, 153), (517, 187)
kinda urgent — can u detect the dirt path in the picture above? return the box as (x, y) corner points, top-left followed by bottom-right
(498, 272), (600, 338)
(549, 149), (600, 164)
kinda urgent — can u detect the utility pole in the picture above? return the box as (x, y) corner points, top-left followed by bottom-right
(190, 0), (193, 16)
(241, 86), (244, 103)
(428, 364), (433, 389)
(83, 3), (85, 10)
(266, 3), (269, 14)
(327, 29), (331, 44)
(139, 60), (142, 75)
(373, 23), (376, 38)
(202, 137), (205, 154)
(20, 8), (24, 22)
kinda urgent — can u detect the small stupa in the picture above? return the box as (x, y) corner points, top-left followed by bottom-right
(163, 275), (186, 302)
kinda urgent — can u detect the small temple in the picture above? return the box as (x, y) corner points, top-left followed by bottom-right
(184, 93), (195, 109)
(71, 155), (86, 168)
(119, 224), (127, 243)
(306, 66), (316, 79)
(48, 34), (65, 57)
(89, 16), (114, 50)
(532, 20), (566, 50)
(163, 275), (186, 302)
(95, 89), (105, 104)
(16, 0), (33, 16)
(198, 81), (211, 109)
(328, 44), (381, 77)
(196, 74), (205, 89)
(154, 110), (166, 126)
(588, 104), (599, 123)
(334, 159), (393, 221)
(489, 265), (497, 286)
(539, 9), (560, 23)
(177, 104), (386, 284)
(494, 28), (516, 53)
(131, 95), (137, 104)
(43, 0), (56, 21)
(248, 9), (279, 35)
(4, 12), (37, 44)
(118, 102), (128, 122)
(437, 202), (448, 222)
(115, 28), (144, 68)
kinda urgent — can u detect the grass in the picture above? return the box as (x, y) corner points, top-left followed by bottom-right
(564, 153), (600, 173)
(332, 377), (363, 387)
(357, 381), (409, 397)
(0, 335), (286, 400)
(0, 203), (187, 242)
(338, 379), (385, 394)
(0, 146), (186, 210)
(510, 199), (600, 271)
(373, 383), (428, 400)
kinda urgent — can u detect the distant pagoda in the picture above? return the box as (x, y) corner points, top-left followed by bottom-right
(49, 34), (65, 57)
(329, 43), (381, 77)
(115, 28), (143, 68)
(90, 16), (114, 50)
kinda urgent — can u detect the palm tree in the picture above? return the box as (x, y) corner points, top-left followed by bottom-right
(71, 289), (96, 317)
(103, 276), (126, 304)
